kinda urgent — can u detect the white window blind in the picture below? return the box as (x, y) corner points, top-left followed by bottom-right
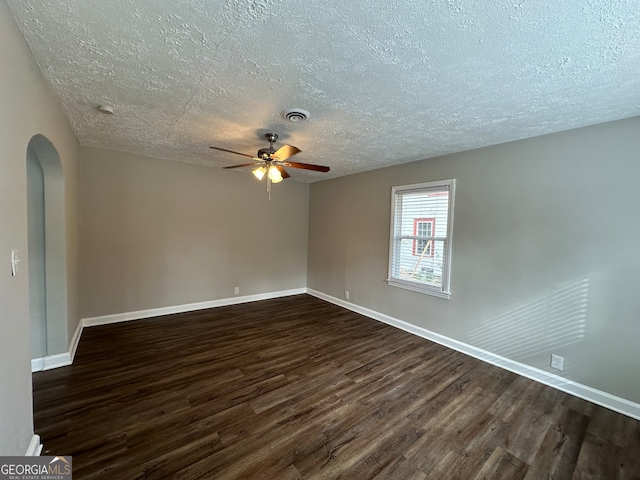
(388, 179), (455, 298)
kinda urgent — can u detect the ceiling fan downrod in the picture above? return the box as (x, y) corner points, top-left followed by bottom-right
(265, 132), (278, 146)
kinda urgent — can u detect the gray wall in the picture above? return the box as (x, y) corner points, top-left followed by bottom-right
(308, 116), (640, 404)
(0, 0), (81, 455)
(80, 147), (310, 318)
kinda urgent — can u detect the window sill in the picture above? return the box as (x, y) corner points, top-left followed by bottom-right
(386, 279), (451, 299)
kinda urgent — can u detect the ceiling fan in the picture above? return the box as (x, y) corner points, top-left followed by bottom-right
(210, 133), (330, 197)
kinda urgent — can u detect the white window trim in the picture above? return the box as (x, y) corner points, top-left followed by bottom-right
(387, 179), (456, 299)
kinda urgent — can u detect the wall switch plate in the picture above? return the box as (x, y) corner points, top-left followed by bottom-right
(344, 291), (350, 300)
(551, 354), (564, 371)
(234, 287), (240, 295)
(11, 250), (20, 276)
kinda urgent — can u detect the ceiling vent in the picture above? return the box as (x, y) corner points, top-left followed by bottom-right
(282, 108), (310, 122)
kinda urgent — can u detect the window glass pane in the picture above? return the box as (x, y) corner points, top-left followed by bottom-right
(416, 239), (429, 255)
(392, 239), (446, 288)
(397, 192), (449, 238)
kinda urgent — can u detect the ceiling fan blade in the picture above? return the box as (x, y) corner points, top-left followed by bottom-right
(271, 144), (301, 161)
(282, 161), (330, 173)
(210, 146), (255, 159)
(223, 163), (260, 169)
(275, 166), (290, 178)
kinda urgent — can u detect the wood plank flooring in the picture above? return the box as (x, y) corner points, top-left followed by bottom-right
(32, 294), (640, 479)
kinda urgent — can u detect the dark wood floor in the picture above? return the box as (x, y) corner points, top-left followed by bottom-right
(33, 294), (640, 479)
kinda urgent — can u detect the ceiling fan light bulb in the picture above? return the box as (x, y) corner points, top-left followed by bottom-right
(252, 166), (266, 180)
(268, 166), (283, 183)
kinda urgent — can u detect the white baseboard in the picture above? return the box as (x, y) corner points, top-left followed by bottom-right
(306, 288), (640, 421)
(32, 286), (640, 420)
(32, 289), (305, 373)
(44, 353), (71, 370)
(82, 288), (307, 327)
(31, 353), (72, 373)
(31, 357), (44, 372)
(69, 318), (83, 362)
(25, 434), (42, 456)
(31, 319), (83, 372)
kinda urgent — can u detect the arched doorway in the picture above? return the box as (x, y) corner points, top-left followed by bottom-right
(26, 135), (68, 370)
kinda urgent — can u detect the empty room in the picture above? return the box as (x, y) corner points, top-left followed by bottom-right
(1, 0), (640, 479)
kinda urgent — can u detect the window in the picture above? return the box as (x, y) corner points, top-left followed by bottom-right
(388, 179), (455, 298)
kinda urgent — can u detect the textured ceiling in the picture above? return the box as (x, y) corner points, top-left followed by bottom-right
(6, 0), (640, 182)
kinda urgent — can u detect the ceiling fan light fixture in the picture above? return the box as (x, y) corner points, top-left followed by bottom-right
(268, 166), (283, 183)
(252, 166), (266, 180)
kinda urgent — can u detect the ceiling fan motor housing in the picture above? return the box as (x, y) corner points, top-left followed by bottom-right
(257, 147), (276, 159)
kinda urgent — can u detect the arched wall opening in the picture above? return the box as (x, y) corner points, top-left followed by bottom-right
(26, 134), (68, 370)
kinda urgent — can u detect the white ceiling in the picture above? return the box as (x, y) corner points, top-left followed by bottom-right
(6, 0), (640, 182)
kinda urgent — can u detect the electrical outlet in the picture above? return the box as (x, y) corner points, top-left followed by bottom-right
(550, 354), (564, 371)
(234, 287), (240, 295)
(344, 291), (350, 300)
